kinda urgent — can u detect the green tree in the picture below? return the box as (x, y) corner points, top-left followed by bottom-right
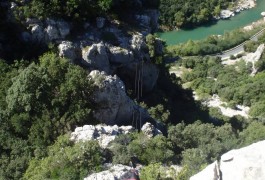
(24, 135), (103, 180)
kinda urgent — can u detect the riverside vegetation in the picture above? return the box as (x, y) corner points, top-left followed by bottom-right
(1, 0), (265, 179)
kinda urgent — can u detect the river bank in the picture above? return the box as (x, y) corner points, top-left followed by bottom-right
(158, 0), (265, 45)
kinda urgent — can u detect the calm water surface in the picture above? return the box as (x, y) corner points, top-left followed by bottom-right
(158, 0), (265, 45)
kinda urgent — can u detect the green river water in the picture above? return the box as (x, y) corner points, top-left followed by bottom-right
(158, 0), (265, 45)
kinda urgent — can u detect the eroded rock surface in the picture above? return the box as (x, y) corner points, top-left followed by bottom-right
(190, 140), (265, 180)
(88, 70), (150, 125)
(70, 124), (135, 148)
(84, 164), (134, 180)
(141, 122), (162, 138)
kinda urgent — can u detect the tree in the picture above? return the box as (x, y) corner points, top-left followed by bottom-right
(5, 53), (96, 147)
(24, 135), (103, 180)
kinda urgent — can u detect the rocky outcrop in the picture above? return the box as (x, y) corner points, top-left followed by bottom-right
(130, 34), (149, 61)
(84, 164), (135, 180)
(190, 140), (265, 180)
(70, 124), (135, 148)
(82, 42), (110, 73)
(243, 44), (265, 76)
(220, 10), (235, 19)
(141, 122), (162, 138)
(58, 41), (79, 62)
(25, 18), (70, 44)
(108, 46), (134, 64)
(88, 70), (150, 125)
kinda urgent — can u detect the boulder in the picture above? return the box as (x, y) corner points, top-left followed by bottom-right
(58, 41), (78, 62)
(84, 164), (133, 180)
(82, 43), (110, 73)
(220, 10), (235, 19)
(141, 122), (162, 138)
(45, 25), (60, 41)
(190, 140), (265, 180)
(70, 124), (135, 148)
(82, 42), (110, 73)
(109, 46), (134, 64)
(88, 70), (149, 125)
(131, 34), (149, 61)
(27, 19), (70, 43)
(31, 24), (44, 42)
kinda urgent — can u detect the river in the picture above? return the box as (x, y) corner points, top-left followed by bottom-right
(158, 0), (265, 45)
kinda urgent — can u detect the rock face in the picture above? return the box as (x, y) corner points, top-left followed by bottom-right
(70, 124), (135, 148)
(88, 70), (150, 125)
(108, 46), (134, 64)
(141, 122), (162, 138)
(130, 34), (149, 61)
(190, 140), (265, 180)
(84, 164), (133, 180)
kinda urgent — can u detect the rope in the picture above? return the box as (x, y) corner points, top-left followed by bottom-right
(137, 62), (141, 100)
(141, 60), (144, 97)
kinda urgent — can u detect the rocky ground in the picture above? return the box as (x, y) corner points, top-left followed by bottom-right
(218, 0), (256, 19)
(191, 140), (265, 180)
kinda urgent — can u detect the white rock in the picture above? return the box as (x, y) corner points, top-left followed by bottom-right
(190, 161), (219, 180)
(84, 164), (132, 180)
(243, 44), (265, 75)
(82, 43), (110, 73)
(206, 94), (250, 118)
(141, 122), (162, 138)
(45, 25), (60, 41)
(191, 140), (265, 180)
(71, 124), (135, 148)
(58, 41), (77, 62)
(220, 10), (234, 19)
(88, 70), (149, 125)
(220, 140), (265, 180)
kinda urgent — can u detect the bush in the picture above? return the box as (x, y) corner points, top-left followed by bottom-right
(24, 135), (103, 180)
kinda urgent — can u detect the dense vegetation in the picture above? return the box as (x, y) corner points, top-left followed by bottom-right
(1, 0), (265, 179)
(159, 0), (233, 28)
(13, 0), (159, 22)
(0, 54), (99, 179)
(176, 31), (265, 121)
